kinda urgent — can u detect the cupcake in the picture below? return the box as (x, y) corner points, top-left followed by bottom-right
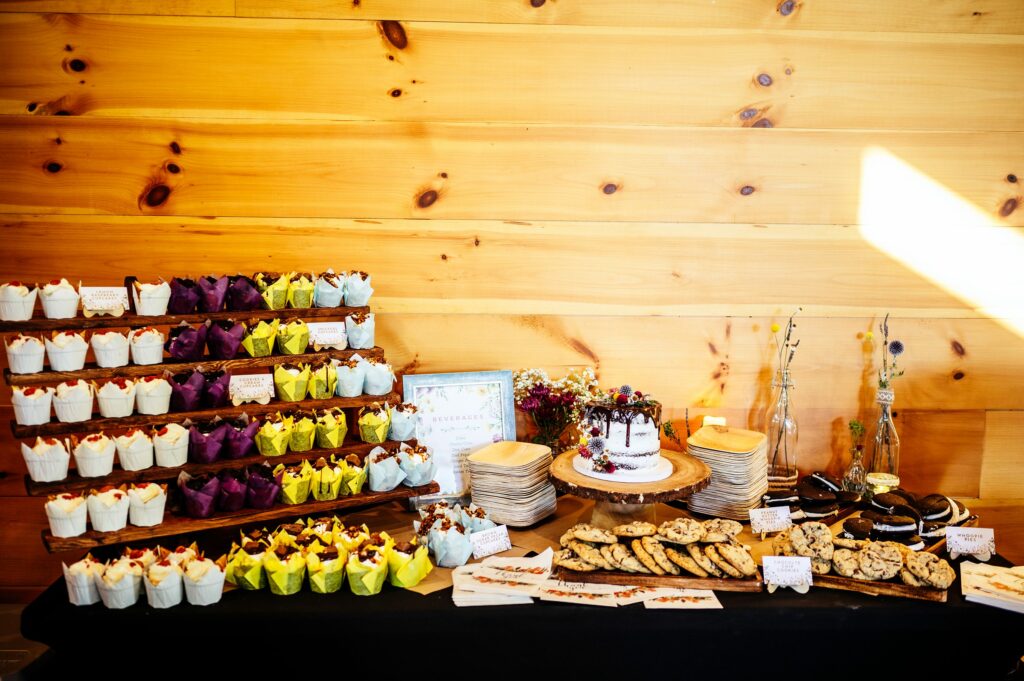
(87, 485), (130, 532)
(197, 275), (229, 313)
(273, 363), (310, 403)
(4, 334), (45, 374)
(21, 436), (70, 482)
(73, 433), (115, 477)
(388, 403), (417, 441)
(62, 554), (103, 606)
(11, 386), (53, 426)
(165, 322), (207, 362)
(128, 327), (165, 365)
(335, 358), (366, 397)
(344, 270), (374, 306)
(0, 281), (38, 321)
(398, 443), (436, 487)
(152, 423), (188, 467)
(95, 558), (144, 609)
(164, 544), (199, 567)
(167, 277), (200, 314)
(45, 331), (88, 371)
(115, 428), (154, 471)
(313, 269), (345, 308)
(183, 556), (227, 606)
(45, 493), (87, 538)
(345, 311), (375, 349)
(39, 278), (79, 319)
(52, 379), (94, 423)
(122, 547), (158, 569)
(128, 482), (167, 527)
(144, 559), (184, 609)
(95, 378), (136, 418)
(131, 279), (172, 316)
(90, 331), (130, 368)
(226, 275), (262, 312)
(135, 375), (172, 415)
(362, 356), (395, 396)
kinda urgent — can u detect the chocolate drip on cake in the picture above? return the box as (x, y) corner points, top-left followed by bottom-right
(585, 402), (662, 448)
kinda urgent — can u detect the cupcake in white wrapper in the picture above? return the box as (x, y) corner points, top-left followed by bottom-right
(40, 278), (80, 319)
(361, 357), (395, 396)
(128, 482), (167, 527)
(183, 556), (227, 606)
(21, 437), (70, 482)
(87, 486), (130, 532)
(95, 559), (143, 609)
(45, 331), (88, 371)
(122, 547), (158, 569)
(45, 493), (88, 538)
(4, 334), (45, 374)
(115, 429), (154, 471)
(335, 357), (366, 398)
(12, 386), (53, 426)
(135, 376), (172, 415)
(0, 281), (37, 321)
(52, 380), (94, 423)
(62, 555), (103, 606)
(95, 378), (136, 418)
(164, 543), (199, 567)
(144, 561), (183, 609)
(153, 423), (188, 467)
(90, 331), (130, 368)
(345, 312), (375, 349)
(73, 433), (115, 477)
(128, 327), (165, 365)
(131, 279), (172, 316)
(344, 271), (374, 306)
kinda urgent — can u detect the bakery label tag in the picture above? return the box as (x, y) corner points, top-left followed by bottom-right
(80, 286), (130, 316)
(229, 374), (275, 406)
(946, 527), (996, 562)
(762, 556), (813, 594)
(307, 322), (346, 347)
(749, 506), (793, 535)
(470, 524), (513, 560)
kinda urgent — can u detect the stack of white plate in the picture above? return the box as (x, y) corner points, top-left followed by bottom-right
(467, 441), (558, 527)
(685, 425), (768, 520)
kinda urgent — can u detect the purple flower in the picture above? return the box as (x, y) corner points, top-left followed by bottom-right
(888, 340), (905, 356)
(619, 384), (633, 396)
(167, 277), (200, 314)
(207, 319), (244, 360)
(165, 323), (207, 362)
(197, 275), (229, 313)
(588, 436), (606, 456)
(226, 275), (262, 311)
(179, 473), (220, 518)
(169, 370), (205, 412)
(520, 396), (540, 411)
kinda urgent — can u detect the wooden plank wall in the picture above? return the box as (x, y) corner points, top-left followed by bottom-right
(0, 1), (1022, 599)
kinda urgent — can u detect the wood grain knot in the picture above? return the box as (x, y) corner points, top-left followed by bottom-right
(1007, 174), (1018, 184)
(602, 183), (618, 195)
(142, 184), (171, 208)
(951, 340), (966, 357)
(740, 185), (756, 196)
(753, 118), (773, 128)
(739, 108), (758, 120)
(352, 0), (360, 5)
(379, 20), (408, 50)
(1000, 197), (1019, 217)
(778, 0), (796, 16)
(440, 172), (448, 178)
(440, 253), (448, 261)
(64, 44), (73, 52)
(169, 141), (182, 155)
(54, 137), (62, 145)
(166, 162), (181, 174)
(417, 189), (438, 208)
(952, 370), (965, 381)
(54, 110), (71, 116)
(757, 73), (773, 87)
(531, 0), (547, 6)
(26, 102), (37, 112)
(69, 58), (86, 72)
(390, 88), (402, 97)
(44, 161), (62, 174)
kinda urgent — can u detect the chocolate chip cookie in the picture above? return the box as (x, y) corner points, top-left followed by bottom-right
(857, 541), (901, 580)
(612, 521), (657, 538)
(687, 542), (722, 577)
(716, 541), (758, 577)
(641, 536), (680, 575)
(665, 547), (708, 577)
(905, 551), (956, 589)
(570, 523), (618, 544)
(704, 544), (742, 578)
(789, 522), (835, 561)
(631, 539), (666, 575)
(657, 518), (704, 544)
(553, 548), (599, 572)
(701, 518), (743, 543)
(611, 542), (650, 574)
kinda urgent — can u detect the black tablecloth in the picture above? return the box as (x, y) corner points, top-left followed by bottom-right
(21, 558), (1024, 678)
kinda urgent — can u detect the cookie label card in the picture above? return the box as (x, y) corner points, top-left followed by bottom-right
(946, 527), (996, 562)
(749, 506), (793, 535)
(470, 524), (513, 560)
(229, 374), (275, 406)
(762, 556), (813, 594)
(643, 589), (723, 610)
(307, 322), (347, 348)
(80, 286), (129, 317)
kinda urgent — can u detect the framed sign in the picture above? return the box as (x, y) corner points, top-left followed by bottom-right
(403, 370), (516, 498)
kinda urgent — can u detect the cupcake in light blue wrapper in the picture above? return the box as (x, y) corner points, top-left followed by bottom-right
(361, 357), (395, 396)
(455, 503), (496, 533)
(367, 446), (407, 492)
(387, 403), (417, 441)
(397, 443), (436, 487)
(426, 518), (473, 568)
(345, 312), (375, 349)
(344, 271), (373, 306)
(313, 270), (345, 308)
(335, 357), (366, 397)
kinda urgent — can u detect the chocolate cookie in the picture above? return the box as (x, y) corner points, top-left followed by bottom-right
(763, 490), (799, 507)
(797, 480), (836, 504)
(870, 492), (905, 513)
(860, 509), (886, 523)
(807, 471), (842, 493)
(916, 494), (952, 521)
(834, 490), (862, 504)
(842, 517), (874, 540)
(871, 515), (918, 538)
(802, 502), (839, 519)
(890, 503), (922, 526)
(920, 521), (947, 539)
(887, 488), (918, 506)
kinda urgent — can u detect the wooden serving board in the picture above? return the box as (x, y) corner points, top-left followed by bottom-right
(812, 573), (948, 603)
(555, 566), (764, 592)
(549, 449), (711, 505)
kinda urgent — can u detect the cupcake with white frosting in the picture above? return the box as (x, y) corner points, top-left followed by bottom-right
(135, 375), (172, 415)
(11, 386), (53, 426)
(0, 280), (38, 321)
(131, 279), (171, 316)
(144, 559), (184, 609)
(95, 558), (143, 609)
(90, 331), (129, 368)
(115, 429), (153, 471)
(21, 436), (70, 482)
(45, 492), (88, 538)
(62, 554), (102, 606)
(40, 278), (79, 319)
(45, 331), (88, 371)
(128, 327), (165, 365)
(96, 378), (136, 418)
(87, 485), (130, 532)
(128, 482), (167, 527)
(183, 555), (226, 606)
(4, 334), (45, 374)
(52, 379), (94, 423)
(72, 433), (115, 477)
(164, 544), (198, 567)
(152, 423), (188, 467)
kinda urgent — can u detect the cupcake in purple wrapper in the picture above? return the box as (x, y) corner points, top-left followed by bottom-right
(170, 370), (205, 412)
(201, 370), (231, 409)
(165, 322), (207, 362)
(222, 419), (259, 459)
(178, 472), (220, 518)
(197, 275), (229, 313)
(217, 468), (248, 512)
(245, 463), (281, 510)
(207, 319), (244, 360)
(167, 277), (200, 314)
(188, 421), (230, 464)
(226, 275), (262, 312)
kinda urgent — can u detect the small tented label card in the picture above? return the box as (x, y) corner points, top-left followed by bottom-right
(749, 506), (793, 535)
(947, 527), (995, 562)
(470, 524), (513, 559)
(307, 322), (347, 348)
(229, 374), (275, 406)
(762, 556), (813, 594)
(80, 286), (129, 317)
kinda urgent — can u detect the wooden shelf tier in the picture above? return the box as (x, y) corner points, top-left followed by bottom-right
(0, 304), (369, 334)
(10, 391), (400, 438)
(43, 481), (439, 553)
(23, 438), (416, 497)
(4, 346), (384, 387)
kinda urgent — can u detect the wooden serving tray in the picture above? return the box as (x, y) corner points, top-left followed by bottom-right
(812, 573), (947, 603)
(555, 566), (764, 592)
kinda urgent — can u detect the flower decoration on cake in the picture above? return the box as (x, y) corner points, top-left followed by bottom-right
(578, 386), (663, 475)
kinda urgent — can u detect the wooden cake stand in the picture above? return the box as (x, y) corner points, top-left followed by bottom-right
(550, 449), (711, 528)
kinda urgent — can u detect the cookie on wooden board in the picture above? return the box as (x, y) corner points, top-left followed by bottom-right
(553, 548), (599, 572)
(631, 539), (666, 576)
(612, 521), (657, 538)
(665, 547), (708, 577)
(641, 536), (681, 575)
(612, 543), (651, 574)
(571, 523), (618, 544)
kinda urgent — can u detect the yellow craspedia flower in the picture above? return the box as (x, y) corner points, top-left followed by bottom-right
(770, 323), (781, 333)
(579, 436), (589, 446)
(865, 331), (874, 340)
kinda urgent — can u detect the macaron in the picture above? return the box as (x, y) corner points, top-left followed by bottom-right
(806, 471), (842, 493)
(842, 517), (874, 540)
(797, 480), (836, 504)
(763, 489), (799, 507)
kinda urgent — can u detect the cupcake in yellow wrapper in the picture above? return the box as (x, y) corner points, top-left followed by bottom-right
(365, 530), (395, 558)
(289, 411), (316, 451)
(315, 408), (348, 449)
(255, 272), (291, 311)
(310, 457), (344, 501)
(341, 453), (368, 495)
(274, 460), (313, 505)
(272, 522), (307, 547)
(276, 319), (309, 355)
(256, 414), (293, 457)
(241, 318), (279, 358)
(347, 545), (388, 596)
(357, 402), (391, 444)
(304, 515), (337, 545)
(263, 545), (307, 596)
(226, 541), (267, 590)
(274, 364), (310, 403)
(307, 359), (337, 400)
(388, 539), (433, 588)
(307, 545), (346, 594)
(336, 523), (370, 553)
(287, 273), (315, 309)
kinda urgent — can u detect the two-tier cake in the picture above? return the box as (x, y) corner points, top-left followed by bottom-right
(574, 386), (672, 483)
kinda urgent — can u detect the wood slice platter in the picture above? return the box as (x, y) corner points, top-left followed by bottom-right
(812, 573), (948, 603)
(550, 449), (711, 505)
(10, 391), (400, 438)
(43, 481), (439, 553)
(555, 566), (764, 593)
(4, 346), (384, 386)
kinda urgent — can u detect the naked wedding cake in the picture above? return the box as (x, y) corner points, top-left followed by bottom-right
(575, 386), (671, 482)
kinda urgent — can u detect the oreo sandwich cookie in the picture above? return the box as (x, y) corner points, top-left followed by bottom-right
(920, 521), (947, 540)
(802, 501), (839, 519)
(870, 492), (905, 514)
(835, 490), (862, 504)
(797, 480), (836, 504)
(860, 509), (886, 523)
(871, 514), (918, 539)
(841, 517), (874, 540)
(916, 494), (952, 521)
(763, 490), (799, 507)
(806, 471), (842, 493)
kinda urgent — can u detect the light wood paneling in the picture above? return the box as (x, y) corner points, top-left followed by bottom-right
(896, 410), (985, 497)
(2, 14), (1023, 130)
(0, 0), (233, 15)
(0, 497), (59, 588)
(1, 117), (1022, 225)
(981, 411), (1024, 498)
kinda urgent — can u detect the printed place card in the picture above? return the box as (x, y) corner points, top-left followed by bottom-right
(471, 524), (513, 560)
(947, 527), (996, 561)
(749, 506), (793, 534)
(229, 374), (275, 406)
(762, 556), (813, 594)
(307, 322), (347, 347)
(80, 286), (130, 314)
